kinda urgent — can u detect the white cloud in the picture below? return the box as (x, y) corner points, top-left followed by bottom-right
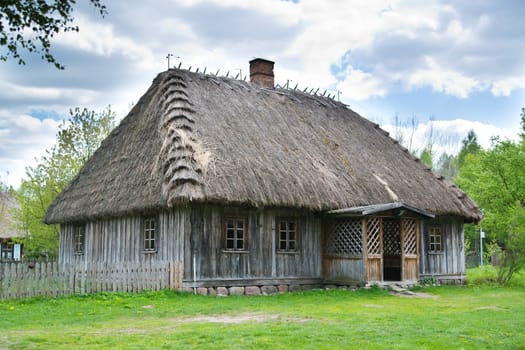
(382, 118), (519, 157)
(408, 57), (480, 98)
(0, 113), (61, 188)
(337, 68), (386, 101)
(56, 15), (155, 70)
(491, 77), (525, 97)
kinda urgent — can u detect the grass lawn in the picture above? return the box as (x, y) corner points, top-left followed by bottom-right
(1, 268), (524, 349)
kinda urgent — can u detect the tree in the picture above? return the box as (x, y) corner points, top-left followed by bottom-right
(435, 152), (458, 181)
(16, 106), (115, 258)
(457, 130), (481, 168)
(456, 110), (525, 284)
(1, 0), (107, 69)
(419, 147), (433, 169)
(497, 204), (525, 284)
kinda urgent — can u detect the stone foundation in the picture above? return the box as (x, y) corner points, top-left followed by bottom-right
(182, 283), (356, 296)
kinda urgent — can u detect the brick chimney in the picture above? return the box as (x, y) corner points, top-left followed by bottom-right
(249, 58), (274, 88)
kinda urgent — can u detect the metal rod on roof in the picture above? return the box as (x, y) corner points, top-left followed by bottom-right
(303, 87), (308, 92)
(177, 62), (182, 69)
(226, 70), (230, 78)
(322, 90), (327, 96)
(293, 83), (298, 90)
(234, 72), (240, 79)
(215, 69), (220, 76)
(188, 66), (192, 72)
(166, 53), (173, 70)
(314, 88), (319, 95)
(203, 67), (207, 75)
(195, 67), (199, 73)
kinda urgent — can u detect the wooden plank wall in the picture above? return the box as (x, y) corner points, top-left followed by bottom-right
(419, 216), (465, 277)
(185, 205), (322, 282)
(59, 209), (188, 266)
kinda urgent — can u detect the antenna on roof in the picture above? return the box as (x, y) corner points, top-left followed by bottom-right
(314, 88), (319, 95)
(177, 62), (182, 69)
(166, 53), (173, 70)
(215, 69), (220, 76)
(303, 87), (308, 92)
(226, 70), (230, 78)
(195, 67), (199, 73)
(234, 72), (240, 79)
(293, 83), (298, 90)
(286, 79), (293, 89)
(188, 66), (192, 72)
(322, 90), (327, 97)
(337, 90), (341, 102)
(203, 67), (207, 75)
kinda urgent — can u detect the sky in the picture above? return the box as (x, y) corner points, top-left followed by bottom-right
(0, 0), (524, 188)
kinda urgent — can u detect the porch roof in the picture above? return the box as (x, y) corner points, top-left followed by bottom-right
(326, 202), (435, 218)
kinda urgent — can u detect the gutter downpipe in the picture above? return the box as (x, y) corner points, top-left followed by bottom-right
(193, 250), (197, 295)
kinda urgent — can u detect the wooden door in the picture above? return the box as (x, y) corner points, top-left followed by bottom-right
(402, 218), (419, 281)
(366, 217), (383, 282)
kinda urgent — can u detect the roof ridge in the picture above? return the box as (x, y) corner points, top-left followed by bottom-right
(165, 65), (344, 105)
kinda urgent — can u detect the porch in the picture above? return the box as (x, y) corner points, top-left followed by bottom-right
(322, 202), (433, 284)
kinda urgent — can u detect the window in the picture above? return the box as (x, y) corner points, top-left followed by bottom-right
(144, 218), (157, 252)
(1, 243), (13, 261)
(429, 226), (442, 253)
(277, 219), (298, 252)
(224, 217), (246, 251)
(73, 225), (85, 255)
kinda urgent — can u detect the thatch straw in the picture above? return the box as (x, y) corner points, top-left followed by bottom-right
(45, 68), (482, 224)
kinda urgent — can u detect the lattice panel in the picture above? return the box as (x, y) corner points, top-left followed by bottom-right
(366, 217), (382, 255)
(325, 219), (363, 257)
(403, 219), (417, 255)
(383, 219), (401, 256)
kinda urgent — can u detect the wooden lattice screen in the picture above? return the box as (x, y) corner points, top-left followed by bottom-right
(366, 217), (381, 255)
(383, 219), (401, 256)
(402, 218), (417, 256)
(325, 219), (363, 257)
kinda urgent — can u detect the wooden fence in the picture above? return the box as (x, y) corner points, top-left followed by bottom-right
(0, 260), (183, 301)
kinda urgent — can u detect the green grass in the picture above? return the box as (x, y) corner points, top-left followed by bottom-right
(466, 264), (525, 287)
(1, 271), (524, 349)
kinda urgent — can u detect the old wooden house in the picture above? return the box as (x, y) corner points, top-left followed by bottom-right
(0, 191), (24, 261)
(45, 58), (482, 292)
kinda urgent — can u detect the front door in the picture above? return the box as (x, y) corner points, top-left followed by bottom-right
(365, 217), (419, 282)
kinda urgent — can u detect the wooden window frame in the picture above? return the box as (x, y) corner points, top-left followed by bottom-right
(1, 243), (14, 261)
(428, 226), (442, 253)
(143, 217), (157, 253)
(73, 224), (85, 255)
(276, 218), (299, 253)
(223, 216), (248, 252)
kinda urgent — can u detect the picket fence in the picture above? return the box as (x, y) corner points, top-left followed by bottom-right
(0, 260), (183, 301)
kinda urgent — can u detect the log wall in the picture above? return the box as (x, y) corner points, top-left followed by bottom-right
(185, 205), (322, 284)
(59, 205), (322, 286)
(419, 216), (465, 283)
(59, 208), (189, 265)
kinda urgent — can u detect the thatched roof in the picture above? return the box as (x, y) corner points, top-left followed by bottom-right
(0, 192), (25, 239)
(45, 67), (481, 224)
